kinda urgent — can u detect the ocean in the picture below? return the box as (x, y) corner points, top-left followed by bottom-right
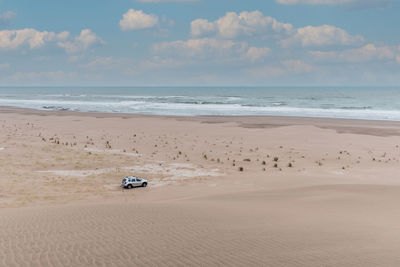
(0, 86), (400, 121)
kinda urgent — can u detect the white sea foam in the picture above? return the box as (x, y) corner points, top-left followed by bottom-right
(2, 87), (400, 121)
(3, 97), (400, 120)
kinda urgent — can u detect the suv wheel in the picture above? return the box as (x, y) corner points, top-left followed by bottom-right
(142, 182), (147, 187)
(127, 184), (133, 189)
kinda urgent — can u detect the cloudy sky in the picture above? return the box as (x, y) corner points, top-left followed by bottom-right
(0, 0), (399, 86)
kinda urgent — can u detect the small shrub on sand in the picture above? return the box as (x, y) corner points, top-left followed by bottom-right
(238, 167), (244, 172)
(262, 161), (266, 165)
(288, 163), (292, 168)
(273, 163), (278, 168)
(243, 158), (251, 162)
(274, 157), (279, 162)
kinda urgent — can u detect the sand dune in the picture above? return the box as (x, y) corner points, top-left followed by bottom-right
(2, 184), (400, 266)
(2, 107), (400, 265)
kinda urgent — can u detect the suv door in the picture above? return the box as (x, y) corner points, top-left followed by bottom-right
(134, 178), (142, 187)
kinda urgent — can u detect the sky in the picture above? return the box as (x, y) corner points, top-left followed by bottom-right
(0, 0), (399, 86)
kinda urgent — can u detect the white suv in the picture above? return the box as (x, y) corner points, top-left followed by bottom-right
(122, 176), (148, 189)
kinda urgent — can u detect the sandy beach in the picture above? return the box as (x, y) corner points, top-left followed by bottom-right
(2, 106), (400, 266)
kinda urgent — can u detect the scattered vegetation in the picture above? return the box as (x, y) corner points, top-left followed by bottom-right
(105, 140), (112, 149)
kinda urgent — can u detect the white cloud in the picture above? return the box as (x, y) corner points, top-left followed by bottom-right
(153, 38), (248, 58)
(0, 11), (16, 25)
(276, 0), (395, 8)
(245, 47), (271, 62)
(119, 9), (158, 31)
(0, 28), (68, 50)
(58, 29), (104, 53)
(191, 11), (293, 39)
(311, 44), (399, 63)
(155, 37), (271, 61)
(153, 38), (271, 66)
(0, 28), (102, 53)
(191, 19), (214, 36)
(281, 25), (364, 47)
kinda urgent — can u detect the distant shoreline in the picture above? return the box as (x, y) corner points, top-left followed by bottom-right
(2, 105), (400, 137)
